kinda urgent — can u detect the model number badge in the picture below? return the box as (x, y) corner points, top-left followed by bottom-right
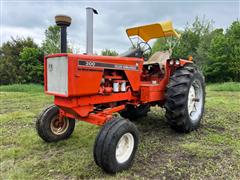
(85, 61), (96, 67)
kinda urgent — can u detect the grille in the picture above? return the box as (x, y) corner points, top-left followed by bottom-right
(47, 56), (68, 95)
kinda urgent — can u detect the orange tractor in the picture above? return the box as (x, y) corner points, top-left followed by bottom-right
(36, 11), (205, 173)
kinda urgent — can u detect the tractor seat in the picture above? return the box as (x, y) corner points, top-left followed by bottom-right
(144, 50), (171, 65)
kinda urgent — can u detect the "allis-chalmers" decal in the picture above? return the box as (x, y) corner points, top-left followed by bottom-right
(78, 60), (138, 71)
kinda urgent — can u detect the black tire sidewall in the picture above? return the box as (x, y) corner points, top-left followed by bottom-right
(94, 118), (139, 173)
(36, 105), (75, 142)
(93, 118), (121, 167)
(103, 122), (139, 173)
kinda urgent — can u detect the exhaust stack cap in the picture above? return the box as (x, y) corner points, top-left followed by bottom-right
(55, 15), (72, 26)
(86, 7), (98, 14)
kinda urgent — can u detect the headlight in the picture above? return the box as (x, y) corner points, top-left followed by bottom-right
(169, 60), (174, 65)
(175, 60), (180, 65)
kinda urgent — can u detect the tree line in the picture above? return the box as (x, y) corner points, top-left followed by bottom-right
(0, 17), (239, 85)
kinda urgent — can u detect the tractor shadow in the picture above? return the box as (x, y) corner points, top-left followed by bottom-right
(127, 107), (193, 178)
(135, 107), (184, 139)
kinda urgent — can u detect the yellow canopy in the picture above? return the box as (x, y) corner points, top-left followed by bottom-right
(126, 21), (180, 42)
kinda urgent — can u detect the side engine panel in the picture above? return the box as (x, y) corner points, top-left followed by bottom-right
(45, 54), (143, 97)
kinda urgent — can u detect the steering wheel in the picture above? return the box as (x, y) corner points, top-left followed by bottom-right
(137, 42), (152, 60)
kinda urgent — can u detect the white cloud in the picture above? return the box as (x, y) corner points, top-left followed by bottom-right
(2, 26), (44, 45)
(1, 0), (239, 54)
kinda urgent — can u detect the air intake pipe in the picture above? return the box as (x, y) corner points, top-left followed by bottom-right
(55, 15), (72, 53)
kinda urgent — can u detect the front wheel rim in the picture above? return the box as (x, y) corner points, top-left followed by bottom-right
(50, 116), (69, 135)
(115, 133), (135, 164)
(187, 79), (204, 123)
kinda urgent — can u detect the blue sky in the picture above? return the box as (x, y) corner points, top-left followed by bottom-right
(1, 0), (239, 53)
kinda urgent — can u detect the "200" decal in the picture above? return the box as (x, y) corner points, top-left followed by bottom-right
(85, 61), (96, 67)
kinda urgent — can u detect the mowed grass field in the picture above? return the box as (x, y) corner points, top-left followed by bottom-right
(0, 83), (240, 179)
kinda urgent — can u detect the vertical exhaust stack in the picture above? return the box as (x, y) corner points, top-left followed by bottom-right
(55, 15), (72, 53)
(86, 7), (98, 54)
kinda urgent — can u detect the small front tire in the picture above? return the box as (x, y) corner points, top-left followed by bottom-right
(93, 117), (139, 173)
(36, 105), (75, 142)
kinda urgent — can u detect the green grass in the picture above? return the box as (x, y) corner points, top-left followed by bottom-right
(1, 84), (240, 179)
(0, 84), (44, 93)
(207, 82), (240, 91)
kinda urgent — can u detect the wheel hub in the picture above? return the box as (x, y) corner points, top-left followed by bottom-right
(115, 133), (134, 164)
(188, 86), (196, 113)
(187, 80), (203, 122)
(50, 116), (69, 135)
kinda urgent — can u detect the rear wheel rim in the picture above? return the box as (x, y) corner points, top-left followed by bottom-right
(115, 133), (134, 164)
(50, 116), (69, 135)
(188, 79), (203, 123)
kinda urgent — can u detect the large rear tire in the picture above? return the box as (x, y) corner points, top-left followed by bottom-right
(93, 117), (139, 173)
(36, 105), (75, 142)
(164, 64), (205, 132)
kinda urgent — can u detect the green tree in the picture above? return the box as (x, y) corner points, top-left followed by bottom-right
(225, 21), (240, 81)
(152, 36), (180, 54)
(204, 20), (240, 82)
(42, 25), (60, 54)
(173, 17), (213, 62)
(205, 31), (229, 82)
(0, 37), (39, 84)
(196, 28), (223, 68)
(1, 37), (38, 58)
(19, 47), (44, 84)
(0, 57), (19, 84)
(101, 49), (118, 56)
